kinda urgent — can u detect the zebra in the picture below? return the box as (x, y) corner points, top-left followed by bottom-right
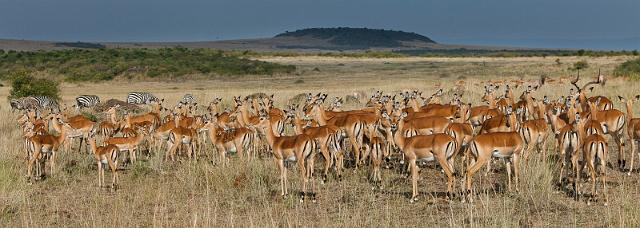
(75, 95), (101, 110)
(127, 92), (160, 105)
(31, 96), (60, 112)
(10, 97), (39, 112)
(178, 94), (196, 105)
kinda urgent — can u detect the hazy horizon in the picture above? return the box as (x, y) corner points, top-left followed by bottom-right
(1, 0), (639, 50)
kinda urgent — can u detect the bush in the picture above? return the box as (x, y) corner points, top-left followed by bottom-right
(0, 48), (296, 82)
(572, 60), (589, 70)
(614, 57), (640, 79)
(8, 72), (60, 100)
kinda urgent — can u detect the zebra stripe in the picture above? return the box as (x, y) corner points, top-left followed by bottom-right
(31, 96), (60, 112)
(179, 94), (196, 105)
(10, 97), (39, 112)
(75, 95), (101, 109)
(127, 92), (159, 104)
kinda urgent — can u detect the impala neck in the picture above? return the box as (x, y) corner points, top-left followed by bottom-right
(625, 101), (634, 121)
(206, 123), (220, 143)
(487, 94), (497, 109)
(239, 105), (253, 126)
(51, 117), (62, 133)
(393, 120), (407, 150)
(56, 126), (67, 144)
(292, 117), (305, 135)
(262, 120), (276, 148)
(312, 105), (329, 126)
(89, 138), (98, 155)
(410, 99), (420, 112)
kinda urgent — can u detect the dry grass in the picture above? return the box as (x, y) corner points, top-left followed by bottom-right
(2, 56), (640, 227)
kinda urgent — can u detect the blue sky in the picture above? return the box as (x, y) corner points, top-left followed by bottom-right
(1, 0), (638, 50)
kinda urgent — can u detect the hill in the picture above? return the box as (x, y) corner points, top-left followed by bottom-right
(274, 27), (435, 48)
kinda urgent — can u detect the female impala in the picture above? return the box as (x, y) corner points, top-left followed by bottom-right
(464, 117), (524, 202)
(165, 113), (198, 161)
(519, 101), (549, 160)
(25, 119), (68, 180)
(256, 113), (317, 202)
(575, 113), (608, 205)
(288, 107), (342, 182)
(480, 106), (519, 133)
(202, 117), (256, 166)
(88, 135), (119, 189)
(619, 96), (640, 175)
(104, 127), (148, 163)
(97, 106), (121, 138)
(557, 113), (580, 187)
(587, 99), (625, 169)
(386, 112), (458, 202)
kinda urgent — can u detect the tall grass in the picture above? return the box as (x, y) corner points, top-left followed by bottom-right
(2, 56), (640, 226)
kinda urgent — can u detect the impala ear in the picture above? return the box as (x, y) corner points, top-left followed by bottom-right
(635, 95), (640, 101)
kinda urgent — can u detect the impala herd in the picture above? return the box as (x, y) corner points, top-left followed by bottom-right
(14, 73), (640, 205)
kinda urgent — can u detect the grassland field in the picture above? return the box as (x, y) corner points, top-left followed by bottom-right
(2, 55), (640, 227)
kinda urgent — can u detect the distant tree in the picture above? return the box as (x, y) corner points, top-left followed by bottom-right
(577, 49), (586, 56)
(633, 50), (639, 56)
(572, 60), (589, 70)
(8, 72), (60, 100)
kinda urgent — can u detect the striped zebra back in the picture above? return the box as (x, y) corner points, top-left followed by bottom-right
(127, 92), (159, 104)
(75, 95), (101, 109)
(179, 94), (196, 105)
(31, 96), (60, 112)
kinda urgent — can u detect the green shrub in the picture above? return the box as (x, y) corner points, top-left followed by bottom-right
(8, 72), (60, 100)
(0, 48), (296, 82)
(572, 60), (589, 70)
(614, 57), (640, 79)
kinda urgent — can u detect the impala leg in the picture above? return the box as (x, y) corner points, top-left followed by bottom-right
(484, 159), (492, 177)
(371, 146), (381, 188)
(237, 142), (246, 162)
(298, 159), (307, 203)
(336, 150), (344, 181)
(275, 158), (285, 197)
(465, 153), (488, 202)
(559, 150), (566, 185)
(27, 150), (40, 180)
(614, 133), (625, 170)
(308, 153), (317, 203)
(587, 159), (597, 205)
(349, 134), (361, 170)
(505, 159), (512, 192)
(600, 153), (608, 206)
(108, 158), (118, 189)
(513, 153), (520, 192)
(50, 151), (56, 174)
(436, 154), (455, 199)
(97, 161), (103, 187)
(573, 152), (581, 200)
(541, 134), (548, 162)
(409, 159), (419, 203)
(319, 144), (330, 184)
(628, 140), (636, 176)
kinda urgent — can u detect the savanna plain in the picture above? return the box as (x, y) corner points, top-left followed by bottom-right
(2, 55), (640, 227)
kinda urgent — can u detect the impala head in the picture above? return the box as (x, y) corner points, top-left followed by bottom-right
(383, 111), (405, 132)
(505, 106), (521, 131)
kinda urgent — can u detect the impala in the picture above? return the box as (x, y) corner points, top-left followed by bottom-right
(289, 107), (342, 182)
(88, 135), (119, 189)
(202, 117), (256, 166)
(619, 95), (640, 175)
(387, 112), (457, 202)
(256, 113), (318, 202)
